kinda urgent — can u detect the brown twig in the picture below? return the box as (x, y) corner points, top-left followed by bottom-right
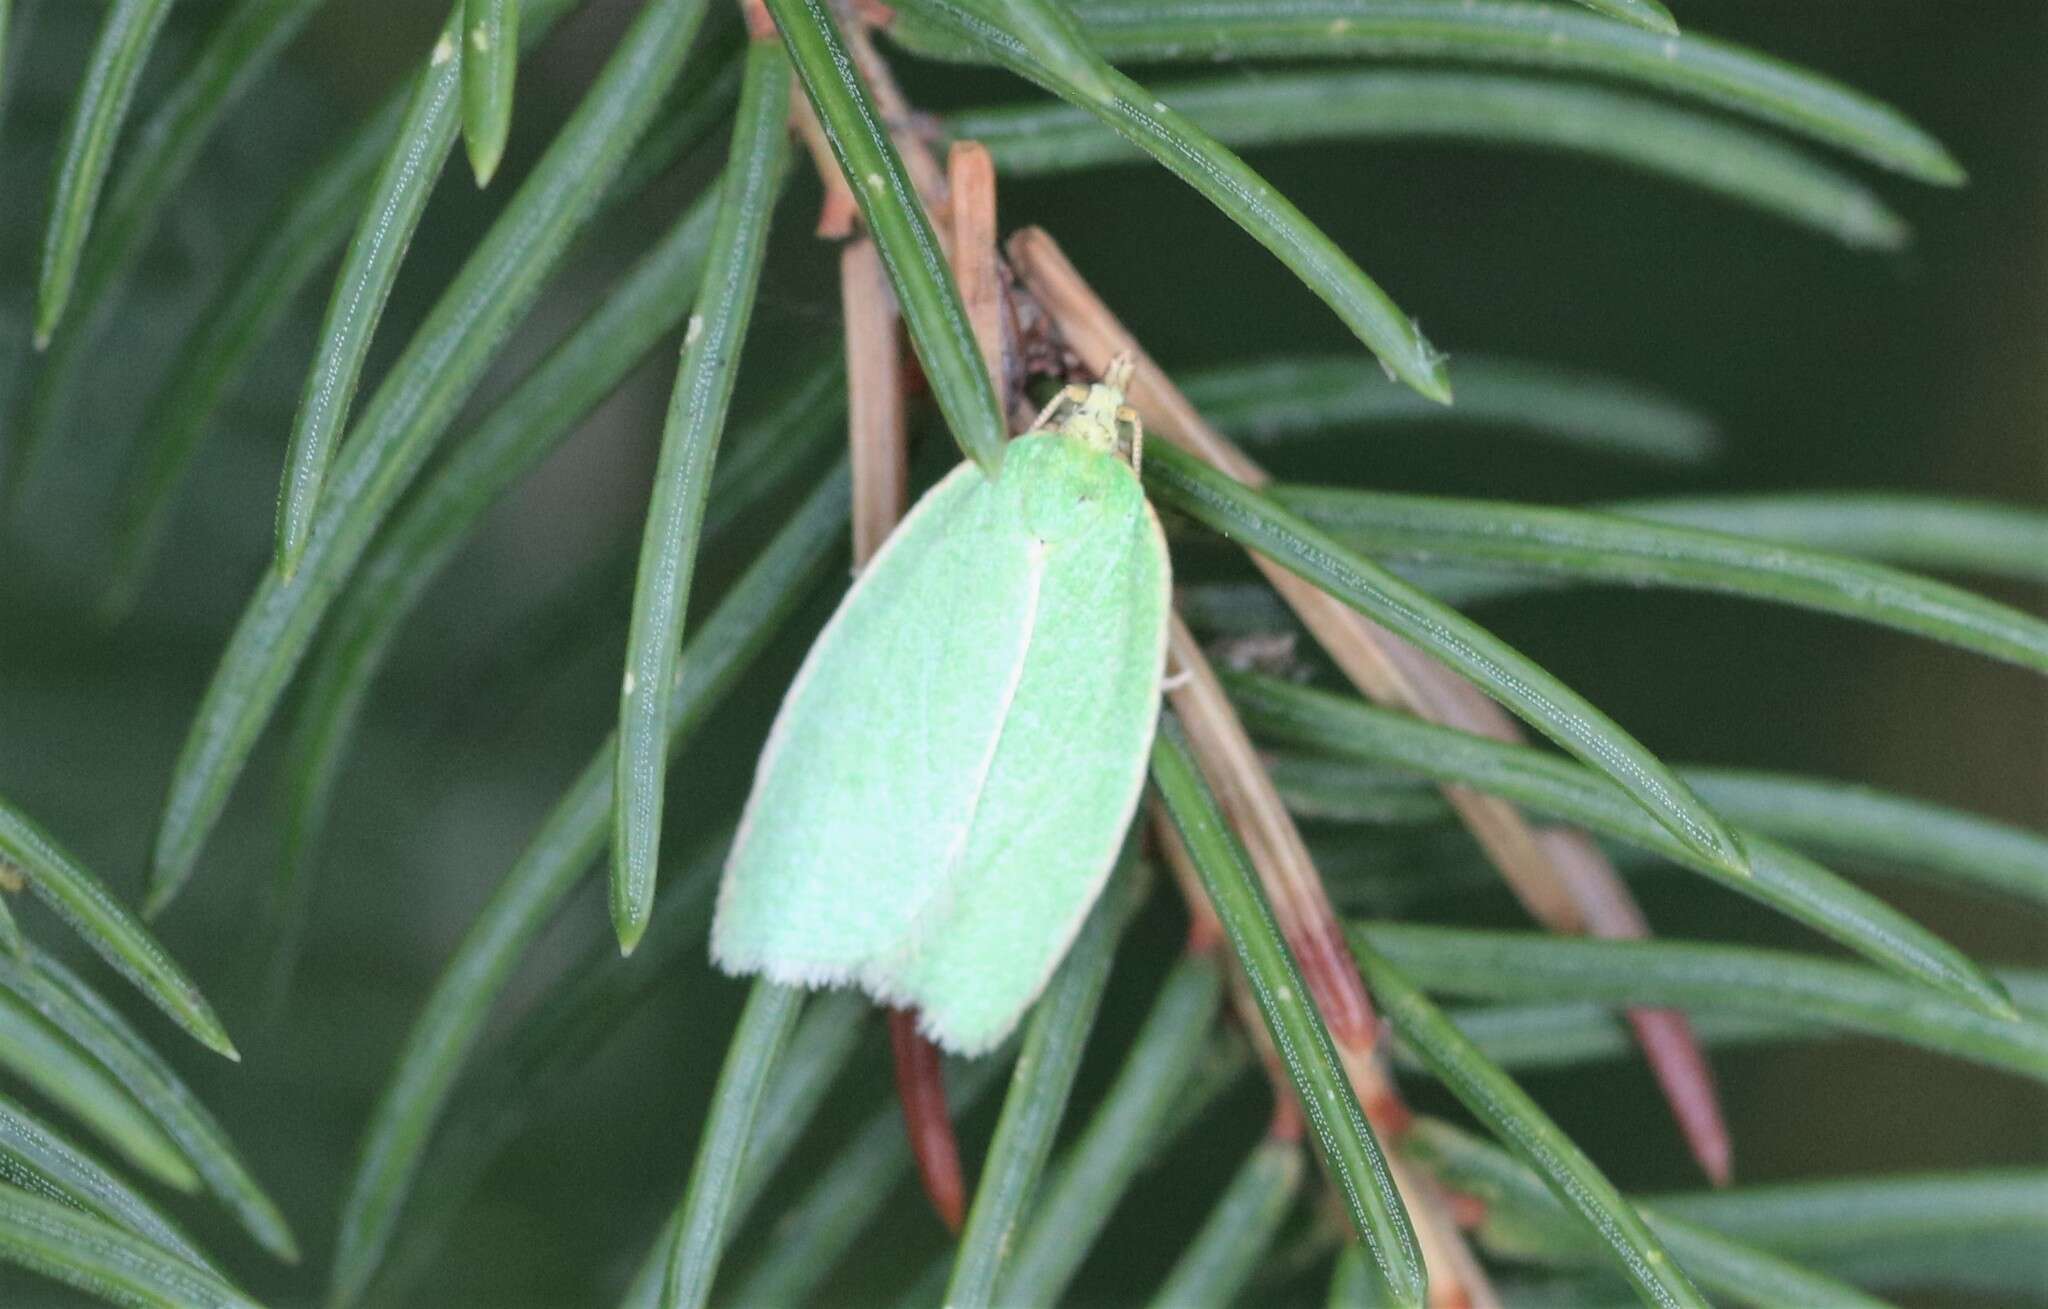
(775, 1), (946, 238)
(746, 1), (859, 237)
(837, 1), (948, 209)
(740, 0), (777, 40)
(846, 239), (958, 1222)
(1538, 827), (1732, 1185)
(1395, 1162), (1500, 1309)
(1005, 226), (1731, 1185)
(836, 132), (953, 1218)
(1165, 616), (1379, 1060)
(854, 113), (1021, 1233)
(790, 93), (860, 238)
(841, 240), (908, 565)
(1150, 806), (1305, 1143)
(946, 142), (1008, 401)
(888, 1009), (966, 1232)
(1163, 617), (1499, 1309)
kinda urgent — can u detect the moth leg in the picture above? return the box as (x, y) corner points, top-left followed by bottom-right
(1117, 405), (1144, 473)
(1028, 384), (1089, 434)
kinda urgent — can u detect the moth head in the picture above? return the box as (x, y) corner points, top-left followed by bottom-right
(1062, 353), (1138, 456)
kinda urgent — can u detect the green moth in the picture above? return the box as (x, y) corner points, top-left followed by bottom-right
(713, 359), (1170, 1054)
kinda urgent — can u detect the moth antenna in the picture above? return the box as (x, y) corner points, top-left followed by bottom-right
(1027, 383), (1087, 434)
(1103, 352), (1136, 392)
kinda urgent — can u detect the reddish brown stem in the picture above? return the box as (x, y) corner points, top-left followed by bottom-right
(1008, 225), (1732, 1192)
(1164, 616), (1380, 1056)
(888, 1009), (965, 1232)
(1631, 1007), (1731, 1186)
(1268, 1094), (1306, 1144)
(858, 99), (1022, 1237)
(838, 5), (947, 207)
(842, 240), (908, 565)
(1539, 827), (1734, 1184)
(1151, 806), (1302, 1140)
(790, 92), (860, 238)
(1286, 922), (1379, 1053)
(739, 0), (776, 40)
(1444, 1188), (1488, 1231)
(846, 226), (961, 1233)
(946, 141), (1009, 403)
(1157, 621), (1499, 1308)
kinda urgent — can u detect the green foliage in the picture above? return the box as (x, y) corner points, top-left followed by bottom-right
(0, 1), (2037, 1305)
(946, 849), (1144, 1308)
(952, 70), (1911, 250)
(1153, 721), (1424, 1306)
(613, 37), (791, 951)
(766, 0), (1009, 474)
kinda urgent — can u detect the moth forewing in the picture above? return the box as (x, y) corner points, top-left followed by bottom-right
(712, 363), (1171, 1054)
(710, 462), (1042, 985)
(885, 465), (1170, 1053)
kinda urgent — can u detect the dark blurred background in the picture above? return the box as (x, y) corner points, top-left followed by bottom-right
(0, 1), (2040, 1304)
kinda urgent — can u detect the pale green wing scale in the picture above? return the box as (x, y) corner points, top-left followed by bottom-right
(714, 370), (1170, 1054)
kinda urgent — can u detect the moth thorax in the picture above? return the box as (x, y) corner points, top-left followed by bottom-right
(1065, 383), (1126, 453)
